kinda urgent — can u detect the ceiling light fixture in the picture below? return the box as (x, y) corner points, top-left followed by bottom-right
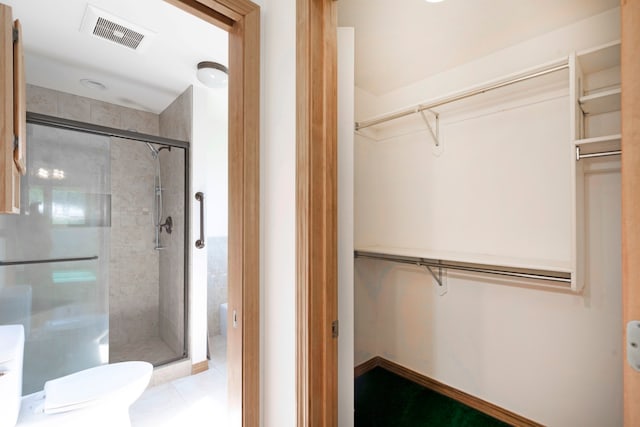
(425, 0), (445, 3)
(196, 61), (228, 88)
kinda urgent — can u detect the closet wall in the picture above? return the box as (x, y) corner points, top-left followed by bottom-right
(354, 8), (621, 426)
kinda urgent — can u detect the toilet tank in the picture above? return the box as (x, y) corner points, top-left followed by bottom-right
(0, 325), (24, 427)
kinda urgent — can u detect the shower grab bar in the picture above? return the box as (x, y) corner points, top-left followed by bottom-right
(195, 192), (205, 249)
(0, 255), (99, 266)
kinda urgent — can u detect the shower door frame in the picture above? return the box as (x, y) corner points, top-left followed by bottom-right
(26, 111), (192, 367)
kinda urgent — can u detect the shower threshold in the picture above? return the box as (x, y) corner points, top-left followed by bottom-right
(110, 337), (182, 366)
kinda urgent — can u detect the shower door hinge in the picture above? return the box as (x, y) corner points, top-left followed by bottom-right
(331, 320), (339, 339)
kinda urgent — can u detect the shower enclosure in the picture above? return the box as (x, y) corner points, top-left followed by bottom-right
(0, 115), (188, 394)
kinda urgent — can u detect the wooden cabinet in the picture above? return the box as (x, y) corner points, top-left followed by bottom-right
(0, 3), (26, 214)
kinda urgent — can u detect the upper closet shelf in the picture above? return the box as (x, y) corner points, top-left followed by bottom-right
(578, 88), (621, 115)
(355, 59), (569, 133)
(576, 40), (620, 74)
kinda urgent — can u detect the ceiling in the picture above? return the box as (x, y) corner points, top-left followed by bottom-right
(337, 0), (619, 96)
(2, 0), (620, 111)
(3, 0), (228, 113)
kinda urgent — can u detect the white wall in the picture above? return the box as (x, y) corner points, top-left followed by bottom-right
(191, 84), (229, 366)
(338, 27), (355, 427)
(354, 8), (622, 427)
(257, 0), (297, 426)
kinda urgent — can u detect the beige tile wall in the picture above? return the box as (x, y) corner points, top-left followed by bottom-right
(109, 138), (160, 349)
(27, 85), (159, 134)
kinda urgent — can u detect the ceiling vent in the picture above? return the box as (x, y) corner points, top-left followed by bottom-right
(80, 5), (154, 51)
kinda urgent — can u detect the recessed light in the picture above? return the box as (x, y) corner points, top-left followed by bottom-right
(80, 79), (107, 90)
(425, 0), (445, 2)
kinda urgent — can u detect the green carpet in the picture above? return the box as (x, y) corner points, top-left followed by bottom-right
(355, 367), (511, 427)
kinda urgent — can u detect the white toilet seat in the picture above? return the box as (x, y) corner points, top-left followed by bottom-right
(0, 324), (153, 427)
(15, 361), (152, 427)
(44, 361), (152, 414)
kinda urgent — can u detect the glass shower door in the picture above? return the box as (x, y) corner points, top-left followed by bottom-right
(0, 123), (110, 394)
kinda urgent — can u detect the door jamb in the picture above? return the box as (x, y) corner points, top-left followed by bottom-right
(621, 1), (640, 425)
(296, 0), (339, 425)
(166, 1), (260, 426)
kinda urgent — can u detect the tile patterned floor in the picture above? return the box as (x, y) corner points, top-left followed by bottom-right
(130, 335), (228, 426)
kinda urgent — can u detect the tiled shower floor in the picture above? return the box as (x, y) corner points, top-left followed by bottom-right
(110, 337), (179, 365)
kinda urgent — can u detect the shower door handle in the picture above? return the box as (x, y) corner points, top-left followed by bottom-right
(195, 192), (205, 249)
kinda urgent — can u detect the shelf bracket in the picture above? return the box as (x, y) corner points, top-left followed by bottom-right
(418, 261), (443, 288)
(418, 109), (439, 147)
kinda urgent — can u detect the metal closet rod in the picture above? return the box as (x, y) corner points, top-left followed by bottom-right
(354, 251), (572, 285)
(576, 147), (622, 161)
(355, 62), (569, 131)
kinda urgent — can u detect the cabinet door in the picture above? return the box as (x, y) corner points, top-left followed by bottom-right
(13, 18), (25, 175)
(0, 3), (21, 214)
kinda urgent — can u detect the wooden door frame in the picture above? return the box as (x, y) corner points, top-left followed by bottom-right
(166, 1), (260, 426)
(621, 1), (640, 425)
(298, 3), (640, 427)
(296, 0), (339, 425)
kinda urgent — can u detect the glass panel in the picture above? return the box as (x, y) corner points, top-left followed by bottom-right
(0, 123), (110, 394)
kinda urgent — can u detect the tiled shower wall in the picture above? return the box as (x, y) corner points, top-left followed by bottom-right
(26, 85), (187, 357)
(109, 139), (160, 349)
(158, 87), (190, 356)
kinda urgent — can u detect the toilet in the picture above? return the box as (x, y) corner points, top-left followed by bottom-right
(0, 325), (152, 427)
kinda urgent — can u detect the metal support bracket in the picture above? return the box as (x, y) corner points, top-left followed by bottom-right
(627, 320), (640, 372)
(418, 262), (448, 296)
(418, 109), (440, 147)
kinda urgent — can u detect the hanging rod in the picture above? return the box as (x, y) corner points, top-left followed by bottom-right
(576, 147), (622, 161)
(354, 250), (572, 285)
(0, 255), (99, 267)
(355, 62), (569, 131)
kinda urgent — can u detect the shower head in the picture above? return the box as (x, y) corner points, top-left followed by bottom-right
(145, 142), (159, 158)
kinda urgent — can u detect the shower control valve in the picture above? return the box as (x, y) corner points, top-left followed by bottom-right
(160, 216), (173, 234)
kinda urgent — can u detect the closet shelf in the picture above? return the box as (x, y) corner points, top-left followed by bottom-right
(578, 88), (621, 115)
(355, 60), (569, 131)
(354, 246), (572, 286)
(575, 134), (621, 156)
(576, 40), (620, 75)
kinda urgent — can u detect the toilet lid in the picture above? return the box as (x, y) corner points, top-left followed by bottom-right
(43, 361), (152, 414)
